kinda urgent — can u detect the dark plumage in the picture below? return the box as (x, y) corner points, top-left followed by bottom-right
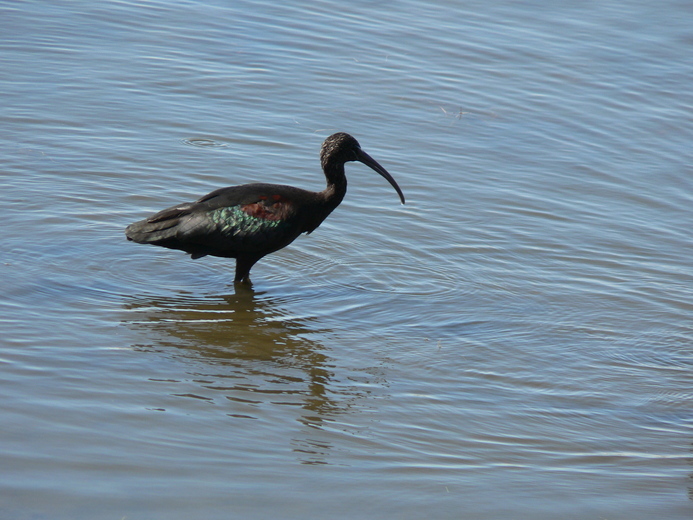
(125, 132), (405, 283)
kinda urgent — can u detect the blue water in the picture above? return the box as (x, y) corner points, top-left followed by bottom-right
(2, 1), (693, 518)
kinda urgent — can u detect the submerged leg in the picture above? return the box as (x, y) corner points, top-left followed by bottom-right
(234, 255), (261, 283)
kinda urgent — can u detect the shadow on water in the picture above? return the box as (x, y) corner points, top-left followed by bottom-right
(122, 284), (373, 464)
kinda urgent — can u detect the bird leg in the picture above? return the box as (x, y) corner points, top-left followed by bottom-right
(234, 255), (261, 283)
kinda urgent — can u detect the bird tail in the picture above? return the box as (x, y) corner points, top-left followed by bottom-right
(125, 206), (189, 244)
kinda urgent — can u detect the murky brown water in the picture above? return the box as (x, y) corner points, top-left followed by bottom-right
(2, 1), (693, 518)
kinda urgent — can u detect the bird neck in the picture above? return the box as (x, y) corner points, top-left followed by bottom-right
(321, 162), (347, 209)
(298, 160), (347, 234)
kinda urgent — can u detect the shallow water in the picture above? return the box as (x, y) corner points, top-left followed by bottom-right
(2, 1), (693, 518)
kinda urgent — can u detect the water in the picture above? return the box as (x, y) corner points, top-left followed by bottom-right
(2, 0), (693, 518)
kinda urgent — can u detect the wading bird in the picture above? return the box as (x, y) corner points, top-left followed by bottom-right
(125, 132), (405, 283)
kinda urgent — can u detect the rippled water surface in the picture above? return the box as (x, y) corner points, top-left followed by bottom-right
(2, 1), (693, 518)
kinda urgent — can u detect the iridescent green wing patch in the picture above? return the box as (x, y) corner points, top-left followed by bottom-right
(208, 205), (296, 248)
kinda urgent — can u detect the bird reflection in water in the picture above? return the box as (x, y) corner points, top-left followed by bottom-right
(123, 285), (368, 464)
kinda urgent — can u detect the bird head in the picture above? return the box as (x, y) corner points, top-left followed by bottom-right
(320, 132), (362, 166)
(320, 132), (405, 204)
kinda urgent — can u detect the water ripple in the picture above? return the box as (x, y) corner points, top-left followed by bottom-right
(182, 137), (229, 148)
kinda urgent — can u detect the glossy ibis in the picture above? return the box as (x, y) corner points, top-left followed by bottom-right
(125, 132), (405, 283)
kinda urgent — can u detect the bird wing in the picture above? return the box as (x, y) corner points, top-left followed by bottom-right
(134, 183), (308, 258)
(141, 184), (293, 224)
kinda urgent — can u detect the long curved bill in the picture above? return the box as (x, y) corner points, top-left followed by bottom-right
(357, 149), (406, 204)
